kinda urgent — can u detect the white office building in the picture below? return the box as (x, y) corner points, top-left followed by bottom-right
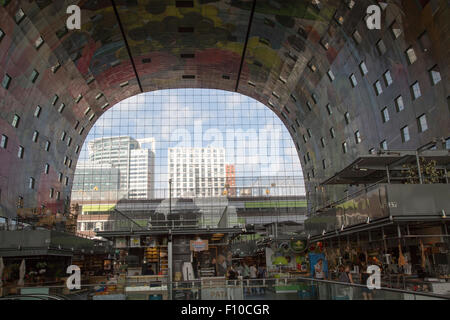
(87, 136), (155, 199)
(168, 147), (226, 198)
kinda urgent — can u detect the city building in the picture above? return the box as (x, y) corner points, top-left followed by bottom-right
(225, 165), (236, 196)
(168, 147), (226, 198)
(88, 136), (155, 199)
(71, 162), (123, 202)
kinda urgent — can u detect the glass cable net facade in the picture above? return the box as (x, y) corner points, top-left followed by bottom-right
(72, 89), (306, 237)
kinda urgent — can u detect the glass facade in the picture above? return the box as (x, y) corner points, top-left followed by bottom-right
(72, 89), (306, 235)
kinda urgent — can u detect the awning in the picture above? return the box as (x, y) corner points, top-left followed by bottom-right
(321, 150), (450, 185)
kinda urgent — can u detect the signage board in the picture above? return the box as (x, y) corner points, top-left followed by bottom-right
(190, 240), (209, 252)
(130, 236), (141, 248)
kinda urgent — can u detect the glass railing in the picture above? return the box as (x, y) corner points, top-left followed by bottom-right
(2, 277), (448, 300)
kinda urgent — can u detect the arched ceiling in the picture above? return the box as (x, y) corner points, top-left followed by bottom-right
(0, 0), (449, 218)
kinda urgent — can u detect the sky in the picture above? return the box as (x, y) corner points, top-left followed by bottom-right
(79, 89), (305, 194)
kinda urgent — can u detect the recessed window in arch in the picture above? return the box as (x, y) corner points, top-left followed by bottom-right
(71, 89), (306, 236)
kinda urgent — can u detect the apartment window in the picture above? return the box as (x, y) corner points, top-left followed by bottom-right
(29, 177), (35, 190)
(0, 28), (5, 42)
(320, 137), (326, 148)
(64, 177), (69, 186)
(79, 127), (85, 135)
(306, 101), (312, 111)
(51, 62), (61, 73)
(429, 65), (441, 85)
(18, 146), (24, 159)
(327, 70), (335, 81)
(326, 104), (332, 115)
(374, 80), (383, 96)
(401, 126), (410, 142)
(390, 20), (402, 39)
(67, 137), (72, 147)
(369, 148), (376, 155)
(15, 8), (26, 24)
(359, 61), (368, 76)
(411, 82), (421, 100)
(50, 188), (54, 199)
(381, 107), (390, 123)
(330, 127), (336, 139)
(2, 74), (11, 89)
(405, 47), (417, 64)
(58, 173), (63, 183)
(349, 74), (357, 87)
(383, 70), (393, 86)
(376, 39), (386, 55)
(34, 106), (42, 118)
(380, 140), (388, 150)
(75, 145), (80, 154)
(311, 94), (318, 104)
(45, 163), (50, 174)
(58, 103), (65, 113)
(56, 192), (61, 200)
(395, 96), (405, 112)
(30, 69), (39, 83)
(61, 131), (67, 141)
(352, 30), (362, 44)
(342, 142), (348, 154)
(32, 131), (39, 143)
(12, 114), (20, 128)
(52, 95), (59, 106)
(303, 135), (308, 143)
(322, 159), (327, 169)
(35, 36), (44, 49)
(355, 131), (362, 144)
(307, 129), (312, 138)
(344, 112), (351, 125)
(417, 114), (428, 132)
(45, 140), (51, 152)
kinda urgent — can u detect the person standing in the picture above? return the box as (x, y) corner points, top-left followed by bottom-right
(257, 265), (267, 295)
(226, 266), (238, 300)
(338, 264), (354, 300)
(314, 259), (328, 299)
(250, 264), (258, 295)
(360, 264), (373, 300)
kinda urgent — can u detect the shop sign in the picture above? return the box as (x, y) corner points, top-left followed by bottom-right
(290, 239), (308, 253)
(190, 239), (209, 252)
(116, 237), (127, 248)
(130, 237), (141, 248)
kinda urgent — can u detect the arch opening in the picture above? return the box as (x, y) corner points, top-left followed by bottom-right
(71, 88), (307, 238)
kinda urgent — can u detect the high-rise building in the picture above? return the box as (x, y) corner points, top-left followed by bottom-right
(129, 148), (155, 199)
(225, 164), (236, 196)
(87, 136), (155, 199)
(168, 147), (226, 198)
(71, 162), (125, 202)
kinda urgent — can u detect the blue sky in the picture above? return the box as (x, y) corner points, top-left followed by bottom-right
(80, 89), (304, 193)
